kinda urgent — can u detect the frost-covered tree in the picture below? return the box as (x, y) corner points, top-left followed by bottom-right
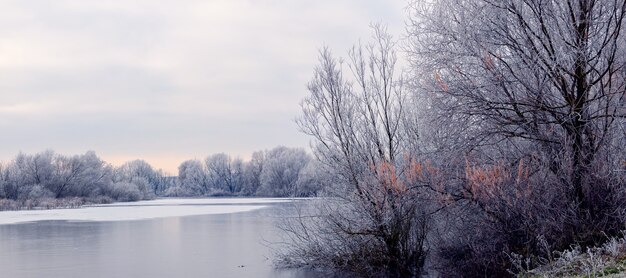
(205, 153), (245, 194)
(114, 159), (165, 196)
(242, 151), (264, 195)
(290, 25), (428, 277)
(3, 151), (111, 199)
(15, 150), (54, 191)
(230, 157), (245, 194)
(0, 163), (17, 200)
(294, 160), (330, 197)
(177, 159), (209, 195)
(0, 150), (142, 204)
(408, 0), (626, 275)
(409, 0), (626, 210)
(0, 150), (168, 208)
(51, 151), (111, 198)
(257, 147), (310, 197)
(109, 182), (143, 202)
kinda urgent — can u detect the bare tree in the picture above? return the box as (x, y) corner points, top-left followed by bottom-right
(409, 0), (626, 210)
(407, 0), (626, 275)
(291, 25), (428, 277)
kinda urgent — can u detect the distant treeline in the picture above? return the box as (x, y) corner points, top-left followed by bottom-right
(167, 146), (328, 197)
(0, 146), (327, 210)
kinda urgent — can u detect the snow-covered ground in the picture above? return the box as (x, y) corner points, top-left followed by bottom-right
(0, 198), (293, 225)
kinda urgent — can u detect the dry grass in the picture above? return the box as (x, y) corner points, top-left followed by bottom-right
(0, 196), (115, 211)
(513, 233), (626, 277)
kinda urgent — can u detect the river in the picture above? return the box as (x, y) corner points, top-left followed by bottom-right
(0, 198), (315, 278)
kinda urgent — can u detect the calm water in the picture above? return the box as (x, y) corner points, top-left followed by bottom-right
(0, 199), (313, 278)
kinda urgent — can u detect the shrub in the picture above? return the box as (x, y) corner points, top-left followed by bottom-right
(110, 182), (142, 202)
(278, 162), (430, 277)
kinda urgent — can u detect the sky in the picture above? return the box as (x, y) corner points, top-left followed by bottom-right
(0, 0), (407, 174)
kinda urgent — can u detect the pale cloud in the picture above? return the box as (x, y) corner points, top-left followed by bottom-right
(0, 0), (407, 173)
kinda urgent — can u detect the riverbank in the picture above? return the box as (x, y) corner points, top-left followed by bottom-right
(0, 196), (118, 211)
(518, 234), (626, 277)
(0, 196), (310, 211)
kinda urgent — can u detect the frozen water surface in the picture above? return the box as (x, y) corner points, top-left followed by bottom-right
(0, 198), (317, 278)
(0, 198), (293, 225)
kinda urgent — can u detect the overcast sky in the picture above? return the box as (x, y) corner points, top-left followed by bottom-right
(0, 0), (407, 173)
